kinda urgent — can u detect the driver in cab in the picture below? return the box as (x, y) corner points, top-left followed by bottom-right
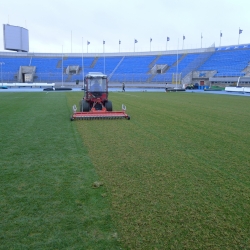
(91, 79), (102, 91)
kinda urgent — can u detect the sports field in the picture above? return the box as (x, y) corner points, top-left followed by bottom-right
(1, 91), (250, 249)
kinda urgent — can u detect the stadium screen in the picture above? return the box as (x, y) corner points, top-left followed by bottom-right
(3, 24), (29, 52)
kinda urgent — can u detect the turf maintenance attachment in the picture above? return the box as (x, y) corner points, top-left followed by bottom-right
(70, 72), (130, 121)
(71, 104), (130, 120)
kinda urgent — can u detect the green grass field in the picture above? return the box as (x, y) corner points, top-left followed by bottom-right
(1, 91), (250, 249)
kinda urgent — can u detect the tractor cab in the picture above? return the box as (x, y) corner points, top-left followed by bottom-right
(84, 72), (108, 100)
(80, 72), (111, 111)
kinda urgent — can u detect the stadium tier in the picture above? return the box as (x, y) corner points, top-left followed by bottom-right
(1, 44), (250, 85)
(197, 48), (250, 77)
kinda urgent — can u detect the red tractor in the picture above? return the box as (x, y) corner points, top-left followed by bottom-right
(71, 72), (130, 120)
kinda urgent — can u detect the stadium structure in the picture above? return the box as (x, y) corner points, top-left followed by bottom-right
(1, 42), (250, 89)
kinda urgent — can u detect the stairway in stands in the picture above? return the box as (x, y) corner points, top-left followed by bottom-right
(108, 56), (125, 80)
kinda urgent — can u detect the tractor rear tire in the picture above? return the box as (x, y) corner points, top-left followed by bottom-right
(105, 101), (112, 111)
(80, 100), (90, 112)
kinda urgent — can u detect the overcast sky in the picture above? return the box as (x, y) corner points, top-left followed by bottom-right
(0, 0), (250, 53)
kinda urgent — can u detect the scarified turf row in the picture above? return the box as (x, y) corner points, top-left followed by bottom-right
(67, 91), (250, 249)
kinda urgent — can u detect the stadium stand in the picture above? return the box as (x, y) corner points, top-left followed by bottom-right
(63, 57), (93, 82)
(1, 44), (250, 86)
(31, 57), (61, 82)
(197, 49), (250, 77)
(152, 54), (180, 82)
(111, 55), (157, 82)
(0, 57), (30, 81)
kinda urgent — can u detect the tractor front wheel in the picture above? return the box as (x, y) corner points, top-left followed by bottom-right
(105, 101), (113, 111)
(80, 100), (90, 112)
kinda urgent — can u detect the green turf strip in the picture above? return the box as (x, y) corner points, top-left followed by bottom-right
(69, 91), (250, 249)
(0, 92), (121, 249)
